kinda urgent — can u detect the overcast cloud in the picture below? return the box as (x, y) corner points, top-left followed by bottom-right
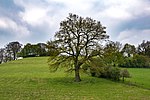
(0, 0), (150, 47)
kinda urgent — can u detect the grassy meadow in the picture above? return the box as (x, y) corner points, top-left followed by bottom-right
(127, 68), (150, 89)
(0, 57), (150, 100)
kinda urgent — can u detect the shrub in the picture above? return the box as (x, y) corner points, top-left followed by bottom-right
(110, 67), (121, 81)
(82, 58), (131, 81)
(120, 69), (131, 82)
(90, 66), (122, 81)
(90, 65), (131, 81)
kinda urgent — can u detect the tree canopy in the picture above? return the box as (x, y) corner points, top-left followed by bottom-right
(103, 41), (123, 67)
(20, 43), (48, 57)
(49, 13), (109, 82)
(5, 41), (22, 60)
(137, 40), (150, 57)
(121, 43), (136, 57)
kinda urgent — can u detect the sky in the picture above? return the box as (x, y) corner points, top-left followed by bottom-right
(0, 0), (150, 48)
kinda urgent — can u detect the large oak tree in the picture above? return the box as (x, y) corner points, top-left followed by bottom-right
(49, 13), (109, 82)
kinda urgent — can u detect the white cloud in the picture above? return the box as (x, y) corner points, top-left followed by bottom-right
(20, 7), (48, 25)
(101, 0), (150, 18)
(100, 7), (132, 20)
(14, 0), (48, 26)
(0, 19), (8, 29)
(0, 17), (30, 39)
(9, 0), (150, 47)
(14, 0), (150, 28)
(118, 29), (150, 46)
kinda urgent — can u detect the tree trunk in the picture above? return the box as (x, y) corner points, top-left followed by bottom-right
(13, 52), (16, 60)
(122, 76), (124, 82)
(74, 64), (81, 82)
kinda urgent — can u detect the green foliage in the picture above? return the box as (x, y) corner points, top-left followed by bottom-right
(20, 43), (48, 57)
(46, 40), (60, 56)
(48, 56), (74, 72)
(81, 57), (128, 81)
(84, 56), (131, 81)
(120, 55), (150, 68)
(91, 66), (122, 81)
(109, 67), (121, 81)
(120, 69), (130, 82)
(37, 43), (48, 56)
(85, 57), (106, 77)
(20, 43), (37, 57)
(0, 48), (5, 64)
(121, 43), (136, 57)
(5, 41), (22, 60)
(103, 41), (124, 67)
(51, 13), (109, 82)
(133, 55), (150, 68)
(137, 40), (150, 57)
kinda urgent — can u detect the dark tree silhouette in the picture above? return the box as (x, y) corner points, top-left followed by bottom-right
(137, 40), (150, 57)
(49, 13), (109, 82)
(0, 48), (5, 63)
(103, 41), (123, 67)
(121, 43), (136, 57)
(5, 41), (22, 60)
(46, 40), (59, 56)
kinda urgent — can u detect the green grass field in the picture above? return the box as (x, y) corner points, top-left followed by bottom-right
(127, 68), (150, 89)
(0, 57), (150, 100)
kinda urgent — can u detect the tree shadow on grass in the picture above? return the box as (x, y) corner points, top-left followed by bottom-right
(29, 76), (118, 87)
(43, 77), (116, 86)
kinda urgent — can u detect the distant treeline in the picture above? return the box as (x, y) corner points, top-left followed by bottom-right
(0, 41), (58, 63)
(0, 40), (150, 68)
(101, 40), (150, 68)
(81, 40), (150, 81)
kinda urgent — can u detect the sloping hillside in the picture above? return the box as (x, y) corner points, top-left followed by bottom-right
(0, 57), (149, 100)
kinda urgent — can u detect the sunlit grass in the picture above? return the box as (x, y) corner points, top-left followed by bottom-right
(0, 57), (149, 100)
(127, 68), (150, 89)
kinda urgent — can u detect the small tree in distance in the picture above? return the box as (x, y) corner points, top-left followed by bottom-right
(120, 69), (130, 82)
(5, 41), (22, 60)
(48, 13), (109, 82)
(0, 48), (5, 63)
